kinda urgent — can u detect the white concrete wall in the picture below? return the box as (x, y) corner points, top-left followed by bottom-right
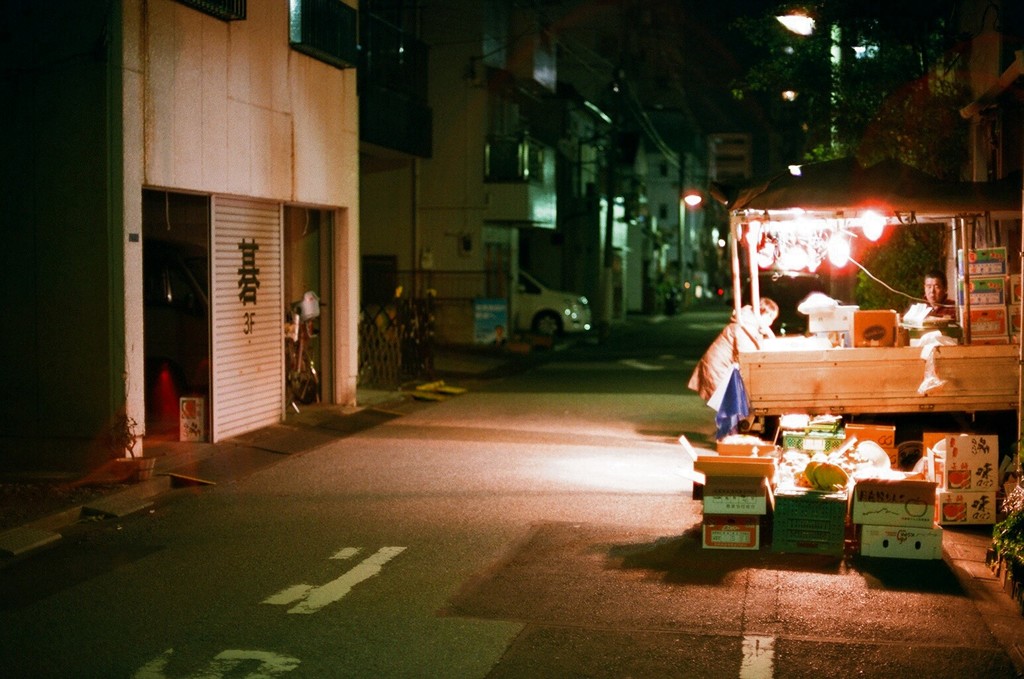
(122, 0), (361, 430)
(137, 0), (357, 206)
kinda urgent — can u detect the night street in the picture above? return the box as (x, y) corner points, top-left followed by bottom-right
(0, 310), (1021, 678)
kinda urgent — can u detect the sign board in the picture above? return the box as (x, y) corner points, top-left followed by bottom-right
(473, 298), (508, 344)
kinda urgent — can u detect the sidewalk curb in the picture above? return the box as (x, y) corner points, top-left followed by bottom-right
(0, 476), (173, 557)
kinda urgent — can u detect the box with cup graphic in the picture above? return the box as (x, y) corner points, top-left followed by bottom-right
(936, 490), (997, 525)
(924, 433), (998, 492)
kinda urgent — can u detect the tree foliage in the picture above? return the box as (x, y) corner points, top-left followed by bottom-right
(733, 1), (969, 306)
(734, 0), (970, 174)
(854, 223), (948, 311)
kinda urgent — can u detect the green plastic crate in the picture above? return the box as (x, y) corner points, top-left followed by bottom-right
(772, 489), (848, 556)
(782, 430), (846, 454)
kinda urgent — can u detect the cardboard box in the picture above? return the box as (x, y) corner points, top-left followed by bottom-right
(957, 276), (1007, 306)
(694, 455), (777, 484)
(937, 490), (997, 525)
(851, 478), (937, 528)
(925, 433), (999, 492)
(703, 515), (760, 550)
(179, 396), (206, 442)
(958, 246), (1008, 276)
(844, 424), (897, 466)
(966, 305), (1008, 336)
(807, 305), (858, 333)
(703, 476), (772, 516)
(859, 524), (943, 560)
(716, 438), (773, 457)
(970, 335), (1010, 345)
(1010, 274), (1021, 304)
(853, 310), (897, 347)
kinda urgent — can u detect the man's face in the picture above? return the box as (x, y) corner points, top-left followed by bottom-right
(924, 276), (946, 305)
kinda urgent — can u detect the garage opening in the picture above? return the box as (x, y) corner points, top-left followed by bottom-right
(142, 190), (211, 439)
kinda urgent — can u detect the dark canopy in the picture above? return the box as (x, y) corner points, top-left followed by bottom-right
(712, 157), (1021, 219)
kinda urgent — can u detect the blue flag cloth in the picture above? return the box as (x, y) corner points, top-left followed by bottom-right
(715, 365), (750, 440)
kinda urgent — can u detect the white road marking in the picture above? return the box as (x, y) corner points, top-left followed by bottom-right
(618, 358), (664, 371)
(263, 546), (406, 615)
(740, 635), (775, 679)
(134, 648), (300, 678)
(261, 584), (313, 606)
(331, 547), (361, 560)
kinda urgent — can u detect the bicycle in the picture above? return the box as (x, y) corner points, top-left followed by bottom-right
(285, 291), (320, 408)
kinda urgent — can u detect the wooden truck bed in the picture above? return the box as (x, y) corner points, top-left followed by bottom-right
(738, 342), (1019, 416)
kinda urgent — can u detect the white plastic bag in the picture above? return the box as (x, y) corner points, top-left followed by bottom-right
(916, 331), (954, 394)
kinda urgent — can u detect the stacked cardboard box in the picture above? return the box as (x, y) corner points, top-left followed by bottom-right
(701, 476), (772, 550)
(958, 247), (1010, 344)
(927, 433), (999, 526)
(851, 478), (942, 559)
(694, 452), (776, 551)
(1011, 274), (1021, 344)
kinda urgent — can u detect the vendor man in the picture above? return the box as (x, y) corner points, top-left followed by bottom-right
(922, 269), (956, 319)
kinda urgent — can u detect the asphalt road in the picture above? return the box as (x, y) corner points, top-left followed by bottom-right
(0, 309), (1021, 678)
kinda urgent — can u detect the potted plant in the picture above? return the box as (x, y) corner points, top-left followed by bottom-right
(109, 409), (155, 482)
(992, 484), (1024, 615)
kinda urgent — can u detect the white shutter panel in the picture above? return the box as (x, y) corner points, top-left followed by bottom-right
(211, 196), (283, 441)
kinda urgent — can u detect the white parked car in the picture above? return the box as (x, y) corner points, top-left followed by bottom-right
(516, 270), (592, 336)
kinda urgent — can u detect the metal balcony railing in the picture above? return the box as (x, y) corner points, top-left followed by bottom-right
(289, 0), (358, 70)
(174, 0), (246, 21)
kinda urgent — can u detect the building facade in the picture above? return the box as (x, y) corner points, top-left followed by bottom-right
(2, 0), (361, 472)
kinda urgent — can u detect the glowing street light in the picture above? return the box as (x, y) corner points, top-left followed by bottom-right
(677, 191), (704, 306)
(776, 13), (815, 36)
(682, 191), (703, 208)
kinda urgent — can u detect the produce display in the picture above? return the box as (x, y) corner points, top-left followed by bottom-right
(777, 436), (899, 491)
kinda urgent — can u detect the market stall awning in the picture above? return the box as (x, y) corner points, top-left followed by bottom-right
(713, 157), (1021, 220)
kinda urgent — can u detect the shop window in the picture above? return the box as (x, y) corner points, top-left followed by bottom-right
(485, 135), (545, 183)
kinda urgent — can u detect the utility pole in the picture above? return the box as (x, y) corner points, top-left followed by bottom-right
(598, 72), (622, 339)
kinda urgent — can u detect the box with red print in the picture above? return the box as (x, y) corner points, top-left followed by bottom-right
(924, 433), (998, 492)
(936, 490), (997, 525)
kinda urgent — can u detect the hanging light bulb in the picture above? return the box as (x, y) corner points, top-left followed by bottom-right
(827, 233), (851, 267)
(862, 211), (885, 241)
(778, 244), (809, 272)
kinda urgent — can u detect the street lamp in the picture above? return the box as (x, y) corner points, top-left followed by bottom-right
(678, 190), (703, 304)
(776, 8), (841, 151)
(775, 12), (815, 36)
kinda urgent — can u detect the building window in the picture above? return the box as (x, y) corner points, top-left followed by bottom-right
(485, 135), (545, 183)
(174, 0), (246, 21)
(289, 0), (358, 70)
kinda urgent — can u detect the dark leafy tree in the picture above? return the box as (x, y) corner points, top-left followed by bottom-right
(734, 0), (969, 174)
(733, 1), (971, 306)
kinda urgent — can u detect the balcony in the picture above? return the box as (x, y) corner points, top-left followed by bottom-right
(175, 0), (246, 21)
(484, 134), (556, 228)
(359, 12), (432, 158)
(289, 0), (358, 70)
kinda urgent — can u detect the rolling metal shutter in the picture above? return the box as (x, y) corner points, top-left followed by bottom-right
(211, 196), (283, 441)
